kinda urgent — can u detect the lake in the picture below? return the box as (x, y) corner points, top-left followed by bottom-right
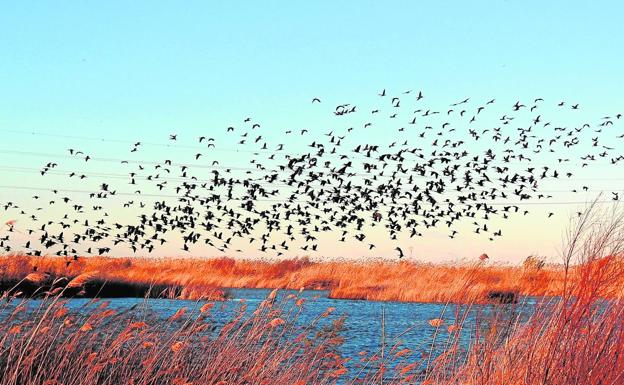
(3, 288), (536, 381)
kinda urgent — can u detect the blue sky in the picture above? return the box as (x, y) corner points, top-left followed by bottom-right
(2, 1), (622, 123)
(0, 2), (623, 262)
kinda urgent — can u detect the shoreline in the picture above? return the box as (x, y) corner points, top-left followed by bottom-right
(1, 254), (607, 304)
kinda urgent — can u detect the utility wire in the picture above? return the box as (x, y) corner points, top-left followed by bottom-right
(0, 128), (269, 153)
(0, 184), (618, 207)
(1, 148), (624, 181)
(0, 165), (622, 191)
(2, 127), (623, 167)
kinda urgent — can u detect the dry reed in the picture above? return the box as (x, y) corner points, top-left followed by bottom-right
(0, 253), (593, 304)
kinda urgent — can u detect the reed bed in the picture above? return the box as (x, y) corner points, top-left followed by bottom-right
(419, 201), (624, 385)
(0, 290), (351, 385)
(1, 202), (623, 384)
(1, 245), (621, 385)
(0, 253), (584, 304)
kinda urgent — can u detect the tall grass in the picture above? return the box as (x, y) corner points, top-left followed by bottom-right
(0, 290), (350, 385)
(1, 202), (623, 384)
(421, 201), (624, 385)
(0, 253), (588, 304)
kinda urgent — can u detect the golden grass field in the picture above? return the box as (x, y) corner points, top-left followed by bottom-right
(0, 251), (623, 384)
(3, 252), (624, 304)
(0, 254), (584, 303)
(1, 207), (624, 384)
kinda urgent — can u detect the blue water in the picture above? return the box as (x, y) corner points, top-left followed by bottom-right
(3, 289), (536, 380)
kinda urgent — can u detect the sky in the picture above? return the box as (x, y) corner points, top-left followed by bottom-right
(0, 2), (623, 263)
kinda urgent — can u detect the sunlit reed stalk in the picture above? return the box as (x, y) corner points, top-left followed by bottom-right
(1, 199), (623, 384)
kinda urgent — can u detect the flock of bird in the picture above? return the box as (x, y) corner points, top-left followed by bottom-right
(0, 89), (622, 260)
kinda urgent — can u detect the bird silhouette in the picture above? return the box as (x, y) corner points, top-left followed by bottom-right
(1, 90), (621, 260)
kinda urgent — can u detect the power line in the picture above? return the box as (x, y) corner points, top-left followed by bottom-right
(0, 165), (299, 188)
(0, 184), (293, 203)
(0, 184), (618, 207)
(2, 127), (623, 168)
(0, 153), (624, 188)
(1, 165), (623, 191)
(2, 147), (624, 183)
(0, 128), (271, 153)
(0, 149), (267, 172)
